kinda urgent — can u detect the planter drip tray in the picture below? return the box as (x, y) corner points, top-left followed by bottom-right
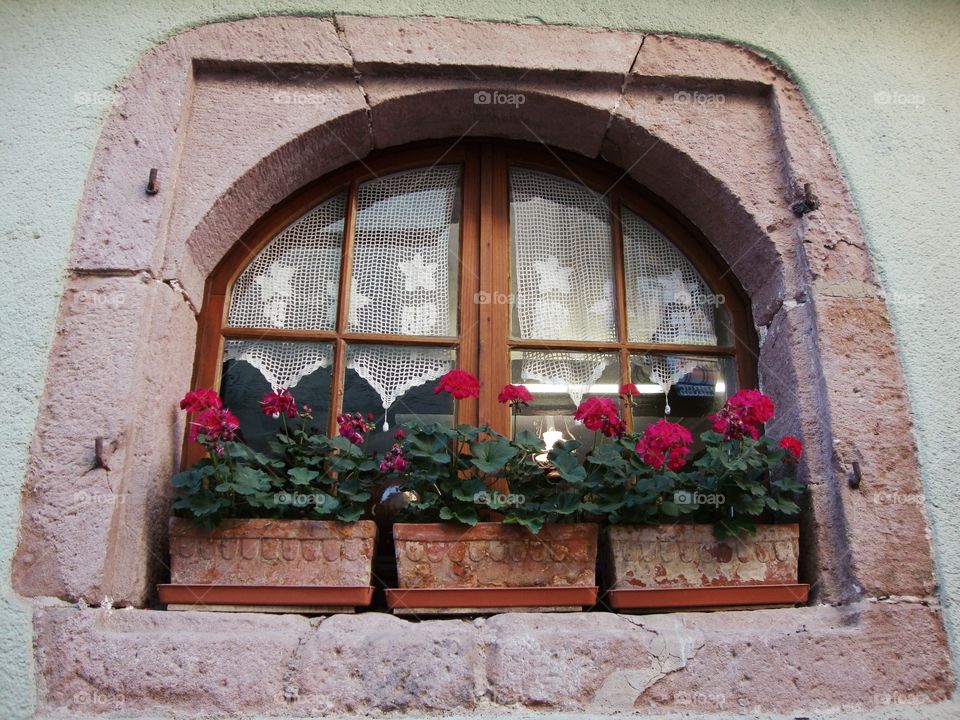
(606, 583), (809, 612)
(386, 586), (598, 615)
(158, 584), (374, 613)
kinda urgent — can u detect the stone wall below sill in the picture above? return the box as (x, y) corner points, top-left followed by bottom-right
(32, 598), (952, 716)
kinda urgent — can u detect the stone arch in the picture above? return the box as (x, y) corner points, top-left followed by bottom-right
(15, 15), (951, 716)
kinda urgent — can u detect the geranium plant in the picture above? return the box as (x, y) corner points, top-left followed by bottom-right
(691, 389), (805, 537)
(553, 388), (695, 525)
(172, 388), (375, 528)
(386, 373), (587, 533)
(568, 387), (805, 537)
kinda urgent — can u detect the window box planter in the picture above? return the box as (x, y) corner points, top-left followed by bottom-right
(603, 523), (808, 611)
(386, 522), (599, 614)
(158, 518), (378, 612)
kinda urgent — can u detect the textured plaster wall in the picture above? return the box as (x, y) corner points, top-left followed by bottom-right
(0, 1), (957, 717)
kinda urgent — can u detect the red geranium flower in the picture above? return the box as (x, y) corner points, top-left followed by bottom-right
(574, 397), (626, 438)
(710, 389), (776, 440)
(619, 384), (640, 397)
(497, 384), (534, 406)
(779, 435), (803, 462)
(179, 388), (222, 413)
(379, 443), (409, 474)
(337, 412), (373, 446)
(635, 419), (693, 471)
(434, 370), (481, 400)
(189, 407), (240, 443)
(259, 388), (298, 419)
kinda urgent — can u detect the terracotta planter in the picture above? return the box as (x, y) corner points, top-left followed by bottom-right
(387, 522), (598, 614)
(159, 518), (377, 612)
(603, 523), (808, 611)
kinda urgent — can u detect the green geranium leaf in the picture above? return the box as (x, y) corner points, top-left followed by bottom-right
(469, 439), (518, 473)
(288, 467), (320, 486)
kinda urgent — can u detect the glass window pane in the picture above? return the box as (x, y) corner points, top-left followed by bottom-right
(630, 353), (737, 446)
(227, 192), (346, 330)
(509, 168), (616, 342)
(622, 208), (731, 346)
(510, 350), (621, 457)
(221, 340), (333, 452)
(349, 166), (461, 337)
(344, 344), (455, 453)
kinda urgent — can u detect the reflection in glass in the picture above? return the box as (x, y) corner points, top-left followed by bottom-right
(630, 354), (737, 449)
(220, 341), (333, 452)
(510, 350), (620, 457)
(344, 344), (456, 452)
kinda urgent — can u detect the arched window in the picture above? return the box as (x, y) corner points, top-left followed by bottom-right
(192, 142), (755, 460)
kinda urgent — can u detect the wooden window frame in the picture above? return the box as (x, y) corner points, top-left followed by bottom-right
(188, 140), (756, 465)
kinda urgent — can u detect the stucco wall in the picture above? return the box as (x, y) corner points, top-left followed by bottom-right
(0, 1), (957, 717)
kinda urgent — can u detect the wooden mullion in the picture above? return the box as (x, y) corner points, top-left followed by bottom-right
(344, 332), (459, 347)
(624, 342), (737, 356)
(328, 179), (359, 436)
(609, 193), (633, 432)
(505, 337), (735, 356)
(477, 144), (512, 437)
(456, 148), (482, 426)
(221, 327), (338, 342)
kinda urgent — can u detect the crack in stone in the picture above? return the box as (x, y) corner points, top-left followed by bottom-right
(587, 615), (704, 712)
(602, 35), (645, 149)
(66, 268), (200, 316)
(281, 616), (326, 704)
(333, 15), (375, 147)
(162, 277), (198, 316)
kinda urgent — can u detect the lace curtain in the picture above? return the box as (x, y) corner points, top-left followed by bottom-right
(224, 167), (459, 429)
(510, 171), (718, 412)
(224, 162), (718, 420)
(621, 208), (718, 412)
(347, 166), (460, 427)
(510, 168), (616, 406)
(224, 192), (345, 387)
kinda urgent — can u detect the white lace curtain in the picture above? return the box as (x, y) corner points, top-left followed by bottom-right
(622, 209), (717, 411)
(347, 166), (460, 427)
(224, 163), (718, 419)
(224, 167), (460, 428)
(510, 168), (616, 406)
(510, 171), (718, 411)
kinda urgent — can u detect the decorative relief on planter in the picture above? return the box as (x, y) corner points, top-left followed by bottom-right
(169, 518), (377, 586)
(393, 522), (598, 589)
(604, 523), (799, 589)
